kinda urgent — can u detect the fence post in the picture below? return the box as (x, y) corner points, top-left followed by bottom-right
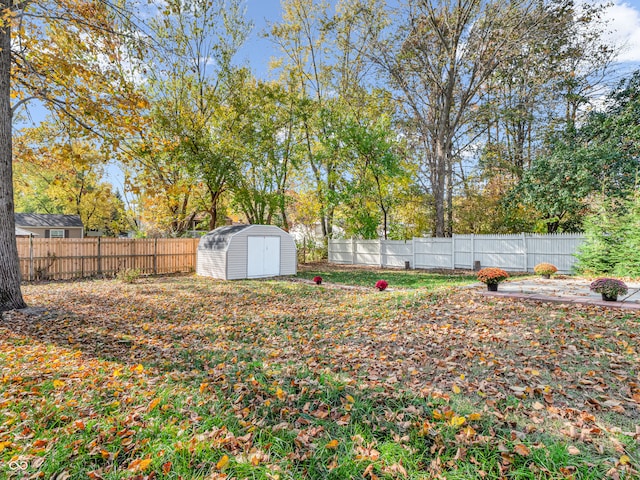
(351, 238), (356, 264)
(379, 239), (384, 267)
(412, 237), (416, 269)
(522, 232), (528, 272)
(97, 236), (102, 276)
(29, 235), (34, 281)
(470, 234), (475, 270)
(153, 237), (158, 275)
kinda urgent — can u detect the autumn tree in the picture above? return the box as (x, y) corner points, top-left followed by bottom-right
(367, 0), (548, 237)
(229, 79), (302, 228)
(129, 0), (251, 235)
(1, 0), (148, 311)
(0, 0), (22, 310)
(14, 122), (127, 234)
(268, 0), (388, 243)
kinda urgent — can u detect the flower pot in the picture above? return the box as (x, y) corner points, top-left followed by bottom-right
(601, 293), (618, 302)
(487, 283), (498, 292)
(542, 274), (550, 279)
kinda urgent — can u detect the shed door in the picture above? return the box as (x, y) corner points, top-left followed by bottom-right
(247, 236), (281, 278)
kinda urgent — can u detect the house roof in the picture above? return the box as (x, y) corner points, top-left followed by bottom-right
(15, 226), (38, 236)
(14, 213), (84, 228)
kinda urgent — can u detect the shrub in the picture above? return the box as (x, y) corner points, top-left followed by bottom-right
(574, 203), (621, 275)
(589, 278), (628, 297)
(117, 268), (141, 284)
(534, 263), (558, 276)
(313, 276), (323, 285)
(375, 280), (388, 291)
(477, 268), (509, 285)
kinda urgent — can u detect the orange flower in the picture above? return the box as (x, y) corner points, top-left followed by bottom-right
(477, 268), (509, 285)
(534, 263), (558, 276)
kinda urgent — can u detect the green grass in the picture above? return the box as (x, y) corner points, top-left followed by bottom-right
(297, 265), (478, 289)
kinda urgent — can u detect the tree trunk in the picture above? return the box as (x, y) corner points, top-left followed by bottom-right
(0, 3), (27, 312)
(208, 187), (223, 230)
(446, 156), (453, 237)
(433, 140), (447, 237)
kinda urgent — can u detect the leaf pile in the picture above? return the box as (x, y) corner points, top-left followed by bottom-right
(0, 275), (638, 478)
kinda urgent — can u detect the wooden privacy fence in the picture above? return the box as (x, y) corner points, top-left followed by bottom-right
(16, 237), (200, 281)
(329, 233), (586, 274)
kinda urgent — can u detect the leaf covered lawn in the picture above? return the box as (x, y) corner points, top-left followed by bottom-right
(1, 274), (639, 479)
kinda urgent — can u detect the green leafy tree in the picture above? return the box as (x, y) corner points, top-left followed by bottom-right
(130, 0), (251, 235)
(230, 80), (301, 228)
(269, 0), (388, 243)
(337, 109), (404, 239)
(510, 143), (600, 233)
(513, 70), (640, 233)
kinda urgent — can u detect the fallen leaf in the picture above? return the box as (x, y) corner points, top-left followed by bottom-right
(216, 454), (230, 470)
(450, 415), (466, 427)
(514, 444), (531, 456)
(326, 439), (339, 449)
(127, 458), (152, 472)
(147, 397), (161, 412)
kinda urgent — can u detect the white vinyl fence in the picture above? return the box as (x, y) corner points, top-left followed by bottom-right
(328, 234), (585, 274)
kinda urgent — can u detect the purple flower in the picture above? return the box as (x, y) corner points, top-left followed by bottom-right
(589, 278), (628, 296)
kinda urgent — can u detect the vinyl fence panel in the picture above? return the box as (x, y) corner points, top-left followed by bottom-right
(526, 234), (585, 274)
(329, 239), (355, 264)
(355, 240), (381, 266)
(414, 238), (453, 269)
(458, 234), (526, 272)
(330, 233), (584, 273)
(381, 240), (413, 268)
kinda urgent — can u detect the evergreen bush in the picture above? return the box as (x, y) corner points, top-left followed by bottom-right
(613, 195), (640, 277)
(575, 196), (640, 276)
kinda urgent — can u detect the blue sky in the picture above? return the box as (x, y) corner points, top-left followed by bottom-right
(237, 0), (284, 77)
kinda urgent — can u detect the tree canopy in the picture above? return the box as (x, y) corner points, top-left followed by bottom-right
(1, 0), (636, 310)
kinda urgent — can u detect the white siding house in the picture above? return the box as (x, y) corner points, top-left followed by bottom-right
(196, 225), (297, 280)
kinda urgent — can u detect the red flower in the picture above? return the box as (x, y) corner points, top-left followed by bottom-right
(375, 280), (388, 291)
(313, 276), (323, 285)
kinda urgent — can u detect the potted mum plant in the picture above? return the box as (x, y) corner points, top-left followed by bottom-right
(313, 276), (323, 285)
(589, 278), (628, 302)
(477, 268), (509, 291)
(534, 263), (558, 279)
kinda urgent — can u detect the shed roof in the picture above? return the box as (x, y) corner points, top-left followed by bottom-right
(15, 213), (83, 228)
(198, 225), (252, 251)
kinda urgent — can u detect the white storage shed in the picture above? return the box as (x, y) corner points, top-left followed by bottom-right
(196, 225), (297, 280)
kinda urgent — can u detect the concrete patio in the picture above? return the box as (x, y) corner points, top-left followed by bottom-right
(476, 276), (640, 310)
